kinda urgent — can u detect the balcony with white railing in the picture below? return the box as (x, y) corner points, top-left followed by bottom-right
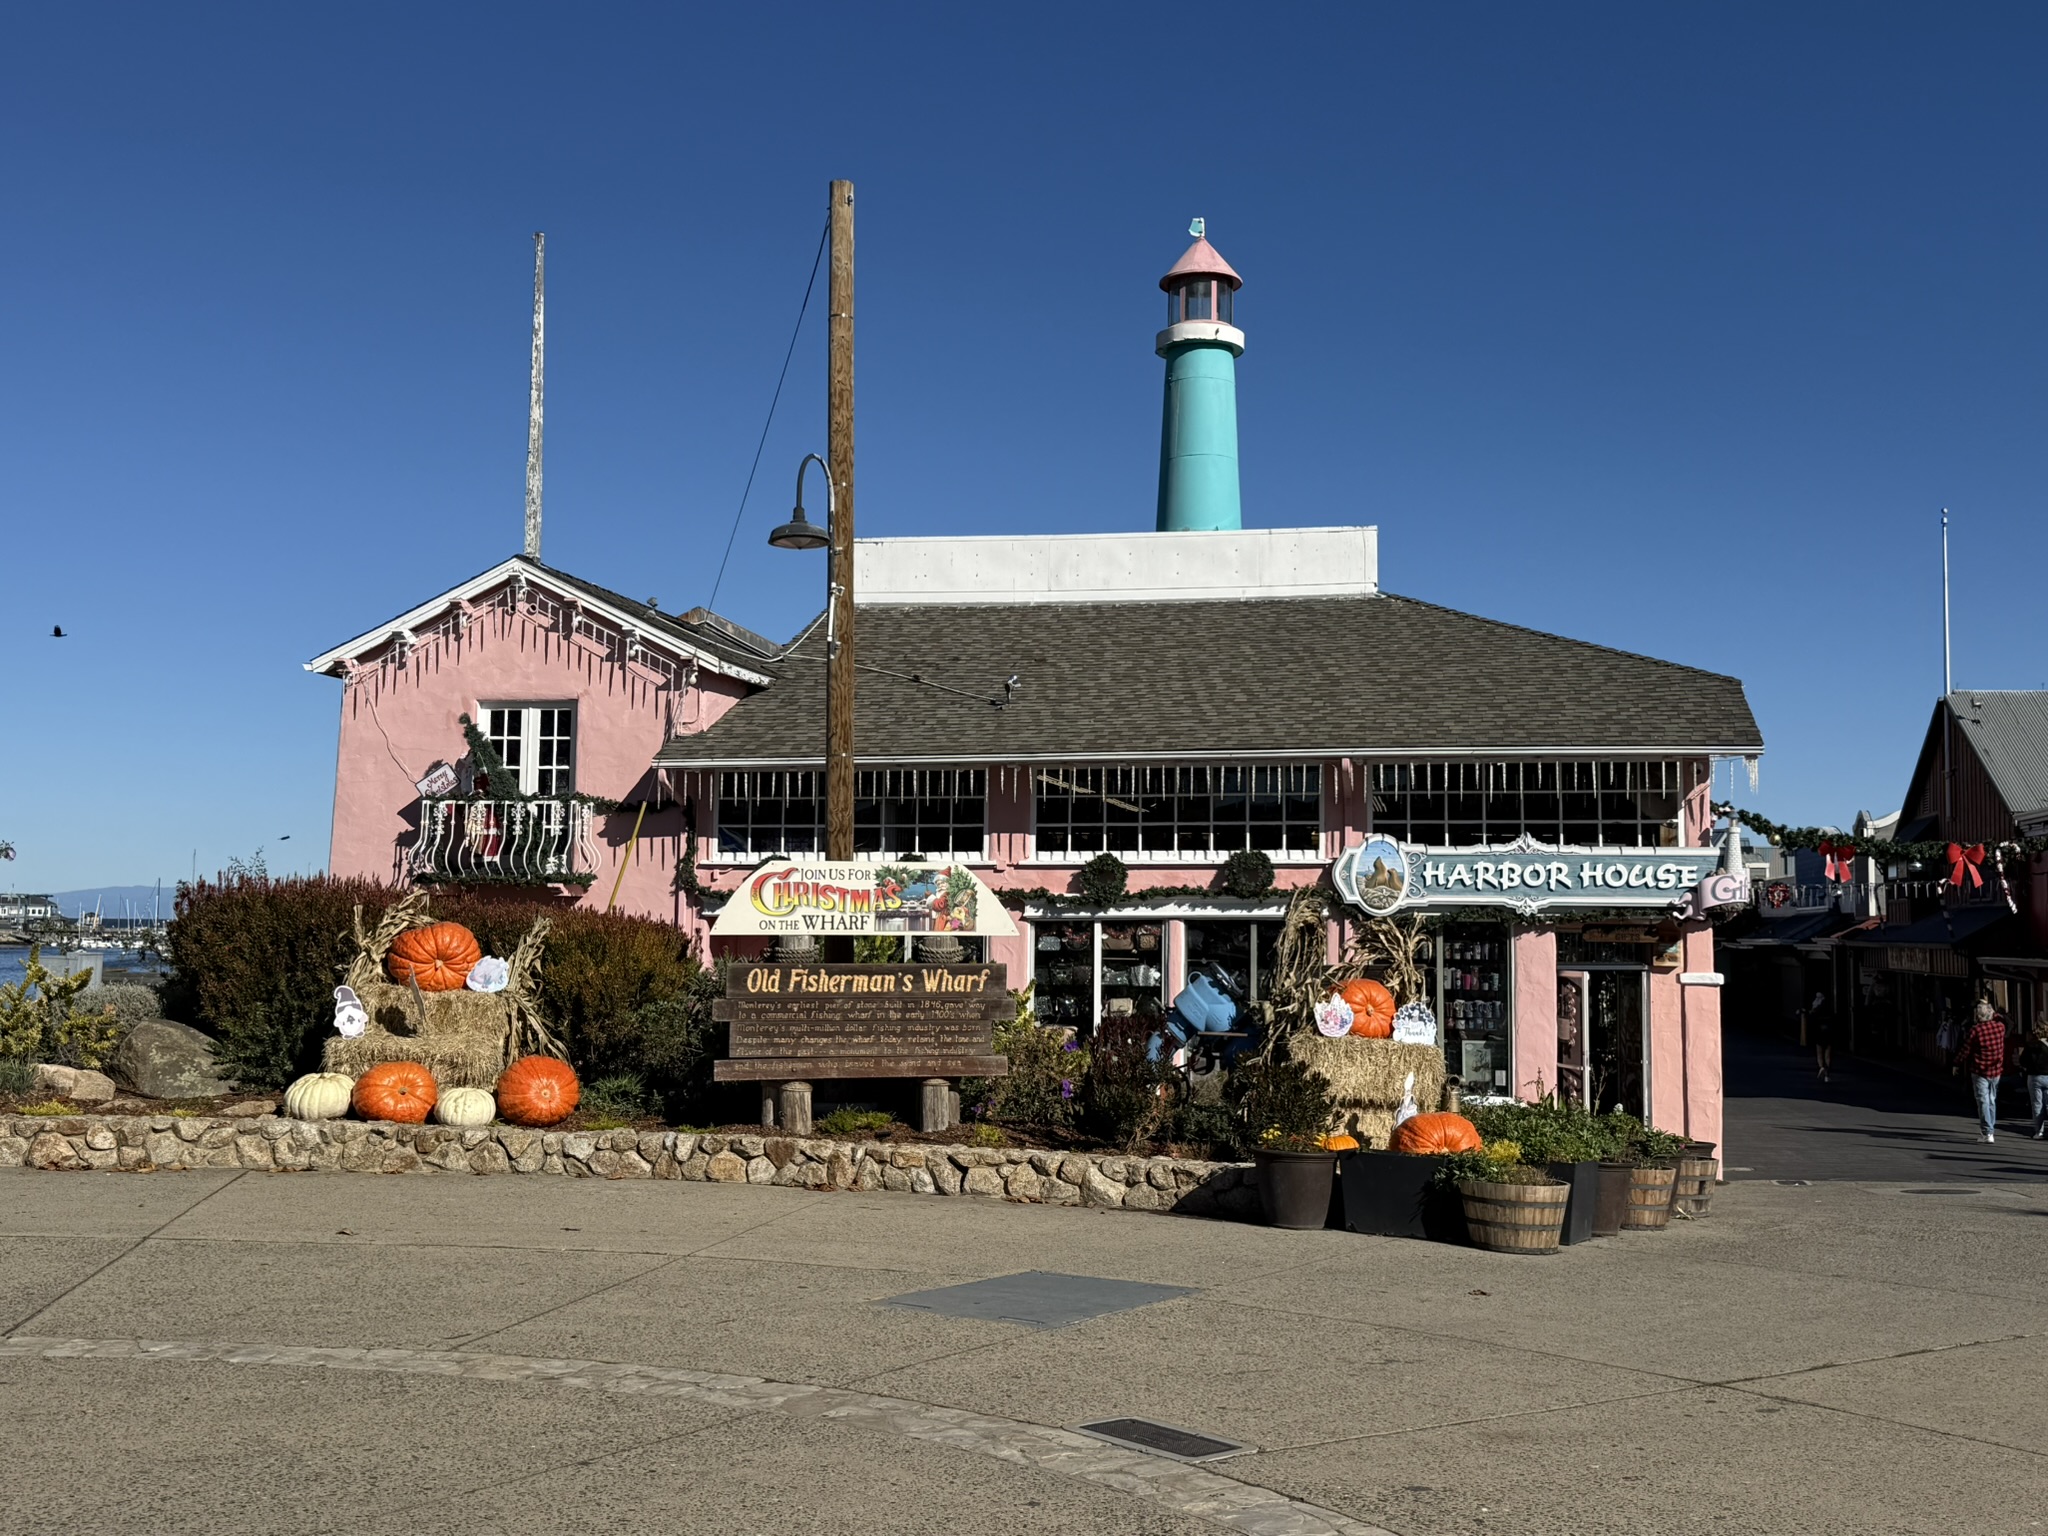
(410, 798), (599, 888)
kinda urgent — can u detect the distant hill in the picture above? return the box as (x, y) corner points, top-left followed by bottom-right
(52, 885), (177, 921)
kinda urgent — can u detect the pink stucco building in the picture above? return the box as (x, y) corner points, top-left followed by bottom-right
(310, 525), (1761, 1153)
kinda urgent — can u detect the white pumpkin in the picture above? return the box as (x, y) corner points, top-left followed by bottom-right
(283, 1072), (355, 1121)
(433, 1085), (497, 1127)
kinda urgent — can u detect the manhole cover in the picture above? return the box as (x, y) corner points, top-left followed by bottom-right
(883, 1271), (1194, 1329)
(1076, 1418), (1250, 1463)
(1904, 1187), (1982, 1196)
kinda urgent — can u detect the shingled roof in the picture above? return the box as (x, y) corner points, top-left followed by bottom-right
(653, 592), (1763, 767)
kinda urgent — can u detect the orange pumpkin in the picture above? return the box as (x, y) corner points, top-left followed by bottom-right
(387, 921), (482, 992)
(1341, 978), (1396, 1038)
(496, 1054), (580, 1127)
(1388, 1111), (1482, 1155)
(1321, 1133), (1361, 1152)
(352, 1061), (438, 1124)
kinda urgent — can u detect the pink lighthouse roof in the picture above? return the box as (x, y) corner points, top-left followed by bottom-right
(1159, 226), (1243, 292)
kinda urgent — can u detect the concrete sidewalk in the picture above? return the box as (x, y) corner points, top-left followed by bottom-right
(2, 1164), (2044, 1536)
(1723, 1028), (2048, 1182)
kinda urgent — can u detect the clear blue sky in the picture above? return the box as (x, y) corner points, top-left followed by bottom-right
(5, 3), (2044, 891)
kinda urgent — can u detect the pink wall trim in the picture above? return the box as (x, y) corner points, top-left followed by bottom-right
(1682, 925), (1724, 1155)
(1511, 928), (1557, 1101)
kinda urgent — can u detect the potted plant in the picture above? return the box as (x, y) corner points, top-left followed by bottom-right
(1604, 1113), (1688, 1231)
(1229, 1058), (1339, 1229)
(1438, 1142), (1569, 1255)
(1467, 1098), (1613, 1245)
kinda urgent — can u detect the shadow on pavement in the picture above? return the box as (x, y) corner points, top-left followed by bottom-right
(1722, 1029), (2048, 1184)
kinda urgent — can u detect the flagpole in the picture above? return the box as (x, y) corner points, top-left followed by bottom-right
(1941, 507), (1951, 697)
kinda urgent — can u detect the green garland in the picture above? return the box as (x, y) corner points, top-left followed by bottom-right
(1715, 804), (2048, 866)
(455, 714), (620, 812)
(674, 802), (702, 898)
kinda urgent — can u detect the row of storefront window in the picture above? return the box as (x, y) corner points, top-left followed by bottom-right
(1023, 917), (1671, 1113)
(712, 759), (1686, 860)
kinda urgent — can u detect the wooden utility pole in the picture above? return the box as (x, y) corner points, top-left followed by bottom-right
(823, 180), (856, 962)
(825, 181), (856, 863)
(524, 232), (545, 561)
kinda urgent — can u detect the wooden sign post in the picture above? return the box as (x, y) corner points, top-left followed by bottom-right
(712, 962), (1010, 1135)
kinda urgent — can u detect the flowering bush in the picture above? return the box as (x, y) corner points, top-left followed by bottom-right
(963, 986), (1088, 1130)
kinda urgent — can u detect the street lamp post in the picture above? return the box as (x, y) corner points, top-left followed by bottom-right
(769, 179), (856, 961)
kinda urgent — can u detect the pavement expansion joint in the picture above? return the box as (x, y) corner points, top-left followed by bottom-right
(0, 1334), (1398, 1536)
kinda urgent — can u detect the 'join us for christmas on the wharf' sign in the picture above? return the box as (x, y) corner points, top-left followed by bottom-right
(710, 860), (1018, 937)
(1334, 835), (1742, 916)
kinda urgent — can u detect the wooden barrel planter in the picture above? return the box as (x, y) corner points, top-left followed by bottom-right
(1623, 1164), (1678, 1230)
(1458, 1178), (1570, 1255)
(1673, 1143), (1718, 1217)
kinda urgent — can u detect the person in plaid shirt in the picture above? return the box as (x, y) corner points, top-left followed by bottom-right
(1951, 999), (2010, 1143)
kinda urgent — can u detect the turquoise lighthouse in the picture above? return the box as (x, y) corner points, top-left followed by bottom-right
(1155, 217), (1245, 532)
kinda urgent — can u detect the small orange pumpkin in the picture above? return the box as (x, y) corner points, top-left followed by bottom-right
(1341, 978), (1397, 1038)
(497, 1054), (580, 1127)
(387, 921), (482, 992)
(1321, 1133), (1361, 1152)
(1388, 1111), (1483, 1155)
(352, 1061), (439, 1124)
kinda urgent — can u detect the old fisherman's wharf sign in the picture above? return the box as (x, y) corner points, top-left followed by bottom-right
(711, 860), (1018, 938)
(1333, 834), (1731, 917)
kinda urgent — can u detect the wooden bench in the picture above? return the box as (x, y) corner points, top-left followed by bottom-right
(712, 962), (1010, 1134)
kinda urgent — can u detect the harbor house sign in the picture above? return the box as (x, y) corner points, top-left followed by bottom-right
(1333, 835), (1730, 916)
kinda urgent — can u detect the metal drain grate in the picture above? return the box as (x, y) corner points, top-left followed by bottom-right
(1076, 1418), (1251, 1463)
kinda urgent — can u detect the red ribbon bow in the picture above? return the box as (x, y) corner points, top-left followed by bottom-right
(1947, 842), (1985, 889)
(1817, 839), (1848, 882)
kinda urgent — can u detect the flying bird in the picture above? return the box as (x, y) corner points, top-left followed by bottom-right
(51, 626), (65, 638)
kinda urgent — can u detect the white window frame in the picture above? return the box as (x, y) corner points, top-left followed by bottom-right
(705, 767), (989, 865)
(1027, 763), (1326, 865)
(479, 701), (576, 796)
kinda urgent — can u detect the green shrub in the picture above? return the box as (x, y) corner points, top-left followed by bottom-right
(0, 948), (123, 1068)
(82, 983), (162, 1026)
(0, 1057), (36, 1097)
(161, 876), (714, 1091)
(817, 1107), (895, 1137)
(1467, 1098), (1618, 1164)
(1079, 1017), (1170, 1150)
(1225, 1057), (1335, 1154)
(964, 987), (1086, 1130)
(581, 1073), (651, 1125)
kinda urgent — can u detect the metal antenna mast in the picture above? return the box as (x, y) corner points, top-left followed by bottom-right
(1940, 506), (1952, 696)
(525, 232), (546, 561)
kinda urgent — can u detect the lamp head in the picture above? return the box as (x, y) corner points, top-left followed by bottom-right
(768, 506), (830, 551)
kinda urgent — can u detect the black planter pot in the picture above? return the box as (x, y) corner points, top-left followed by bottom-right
(1545, 1160), (1600, 1246)
(1254, 1149), (1338, 1229)
(1592, 1162), (1632, 1237)
(1337, 1149), (1468, 1242)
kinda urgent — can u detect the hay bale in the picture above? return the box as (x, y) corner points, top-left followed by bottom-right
(1289, 1034), (1446, 1149)
(323, 980), (516, 1088)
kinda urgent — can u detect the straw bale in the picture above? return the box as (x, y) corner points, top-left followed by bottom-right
(1289, 1033), (1446, 1150)
(322, 980), (516, 1088)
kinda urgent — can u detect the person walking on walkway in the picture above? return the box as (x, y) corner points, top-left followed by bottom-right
(2019, 1022), (2048, 1140)
(1807, 990), (1835, 1082)
(1951, 999), (2009, 1143)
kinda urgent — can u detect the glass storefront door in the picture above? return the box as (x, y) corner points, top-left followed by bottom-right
(1585, 967), (1649, 1118)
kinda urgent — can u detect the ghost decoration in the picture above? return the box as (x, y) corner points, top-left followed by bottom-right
(465, 956), (511, 994)
(332, 985), (369, 1038)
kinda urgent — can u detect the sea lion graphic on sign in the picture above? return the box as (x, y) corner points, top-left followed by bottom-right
(1349, 836), (1409, 914)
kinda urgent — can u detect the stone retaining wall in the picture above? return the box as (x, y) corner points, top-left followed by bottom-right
(0, 1114), (1262, 1219)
